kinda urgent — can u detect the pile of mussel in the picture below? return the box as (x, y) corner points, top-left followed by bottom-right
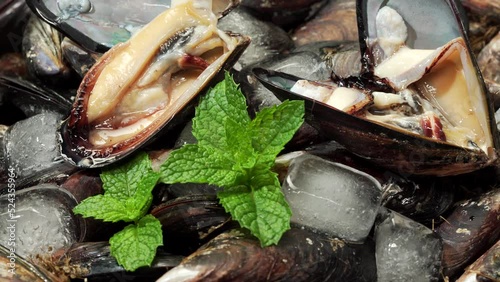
(1, 0), (499, 281)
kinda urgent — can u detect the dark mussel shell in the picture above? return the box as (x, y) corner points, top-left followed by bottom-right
(58, 2), (250, 168)
(292, 0), (358, 46)
(151, 195), (231, 255)
(26, 0), (241, 52)
(35, 241), (183, 280)
(437, 188), (500, 278)
(241, 0), (324, 11)
(253, 68), (494, 176)
(381, 177), (455, 223)
(22, 14), (74, 85)
(60, 37), (100, 78)
(0, 0), (31, 53)
(157, 228), (376, 282)
(457, 239), (500, 282)
(0, 75), (72, 116)
(240, 0), (326, 28)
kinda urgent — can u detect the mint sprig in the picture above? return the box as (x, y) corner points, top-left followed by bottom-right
(160, 72), (304, 246)
(109, 215), (163, 271)
(73, 153), (163, 271)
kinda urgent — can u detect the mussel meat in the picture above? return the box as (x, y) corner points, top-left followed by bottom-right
(59, 0), (250, 168)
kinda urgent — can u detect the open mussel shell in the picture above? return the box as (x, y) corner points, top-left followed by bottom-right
(253, 68), (493, 176)
(26, 0), (241, 52)
(253, 0), (499, 176)
(59, 1), (250, 168)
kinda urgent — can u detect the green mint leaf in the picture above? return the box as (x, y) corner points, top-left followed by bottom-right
(101, 152), (160, 200)
(218, 167), (291, 247)
(109, 214), (163, 272)
(192, 72), (250, 152)
(250, 100), (304, 165)
(225, 119), (256, 170)
(160, 72), (304, 247)
(160, 144), (242, 186)
(73, 195), (144, 223)
(73, 152), (159, 223)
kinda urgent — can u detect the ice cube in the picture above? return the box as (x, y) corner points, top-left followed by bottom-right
(282, 154), (382, 242)
(375, 209), (442, 282)
(0, 184), (82, 257)
(3, 112), (73, 182)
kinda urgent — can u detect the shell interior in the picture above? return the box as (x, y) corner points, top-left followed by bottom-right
(290, 2), (495, 156)
(26, 0), (240, 52)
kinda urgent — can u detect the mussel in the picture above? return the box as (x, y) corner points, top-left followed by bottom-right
(151, 195), (231, 255)
(26, 0), (172, 52)
(22, 14), (73, 85)
(157, 228), (377, 282)
(437, 188), (500, 278)
(58, 0), (250, 168)
(292, 0), (358, 46)
(0, 244), (63, 282)
(33, 241), (183, 280)
(457, 239), (500, 282)
(26, 0), (242, 52)
(254, 0), (499, 176)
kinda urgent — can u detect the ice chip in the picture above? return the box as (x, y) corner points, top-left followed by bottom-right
(4, 112), (73, 183)
(0, 184), (82, 257)
(282, 153), (382, 242)
(375, 209), (442, 282)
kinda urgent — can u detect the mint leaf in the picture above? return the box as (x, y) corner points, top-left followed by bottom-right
(73, 152), (163, 271)
(193, 72), (250, 152)
(250, 100), (304, 164)
(109, 215), (163, 272)
(159, 71), (304, 247)
(225, 119), (256, 170)
(73, 152), (159, 223)
(73, 195), (144, 223)
(218, 168), (291, 246)
(160, 144), (242, 186)
(101, 152), (160, 200)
